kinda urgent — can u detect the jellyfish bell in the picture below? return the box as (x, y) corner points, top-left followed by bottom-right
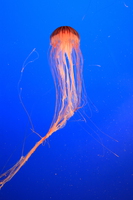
(50, 26), (80, 50)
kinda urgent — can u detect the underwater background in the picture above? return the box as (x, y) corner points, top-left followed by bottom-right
(0, 0), (133, 199)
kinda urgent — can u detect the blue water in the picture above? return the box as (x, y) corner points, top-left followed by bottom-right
(0, 0), (133, 199)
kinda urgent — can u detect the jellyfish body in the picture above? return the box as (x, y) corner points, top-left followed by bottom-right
(50, 26), (84, 131)
(0, 26), (84, 188)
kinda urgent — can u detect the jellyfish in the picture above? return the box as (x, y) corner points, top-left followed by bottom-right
(0, 26), (85, 188)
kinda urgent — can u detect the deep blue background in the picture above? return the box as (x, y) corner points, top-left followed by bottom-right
(0, 0), (133, 199)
